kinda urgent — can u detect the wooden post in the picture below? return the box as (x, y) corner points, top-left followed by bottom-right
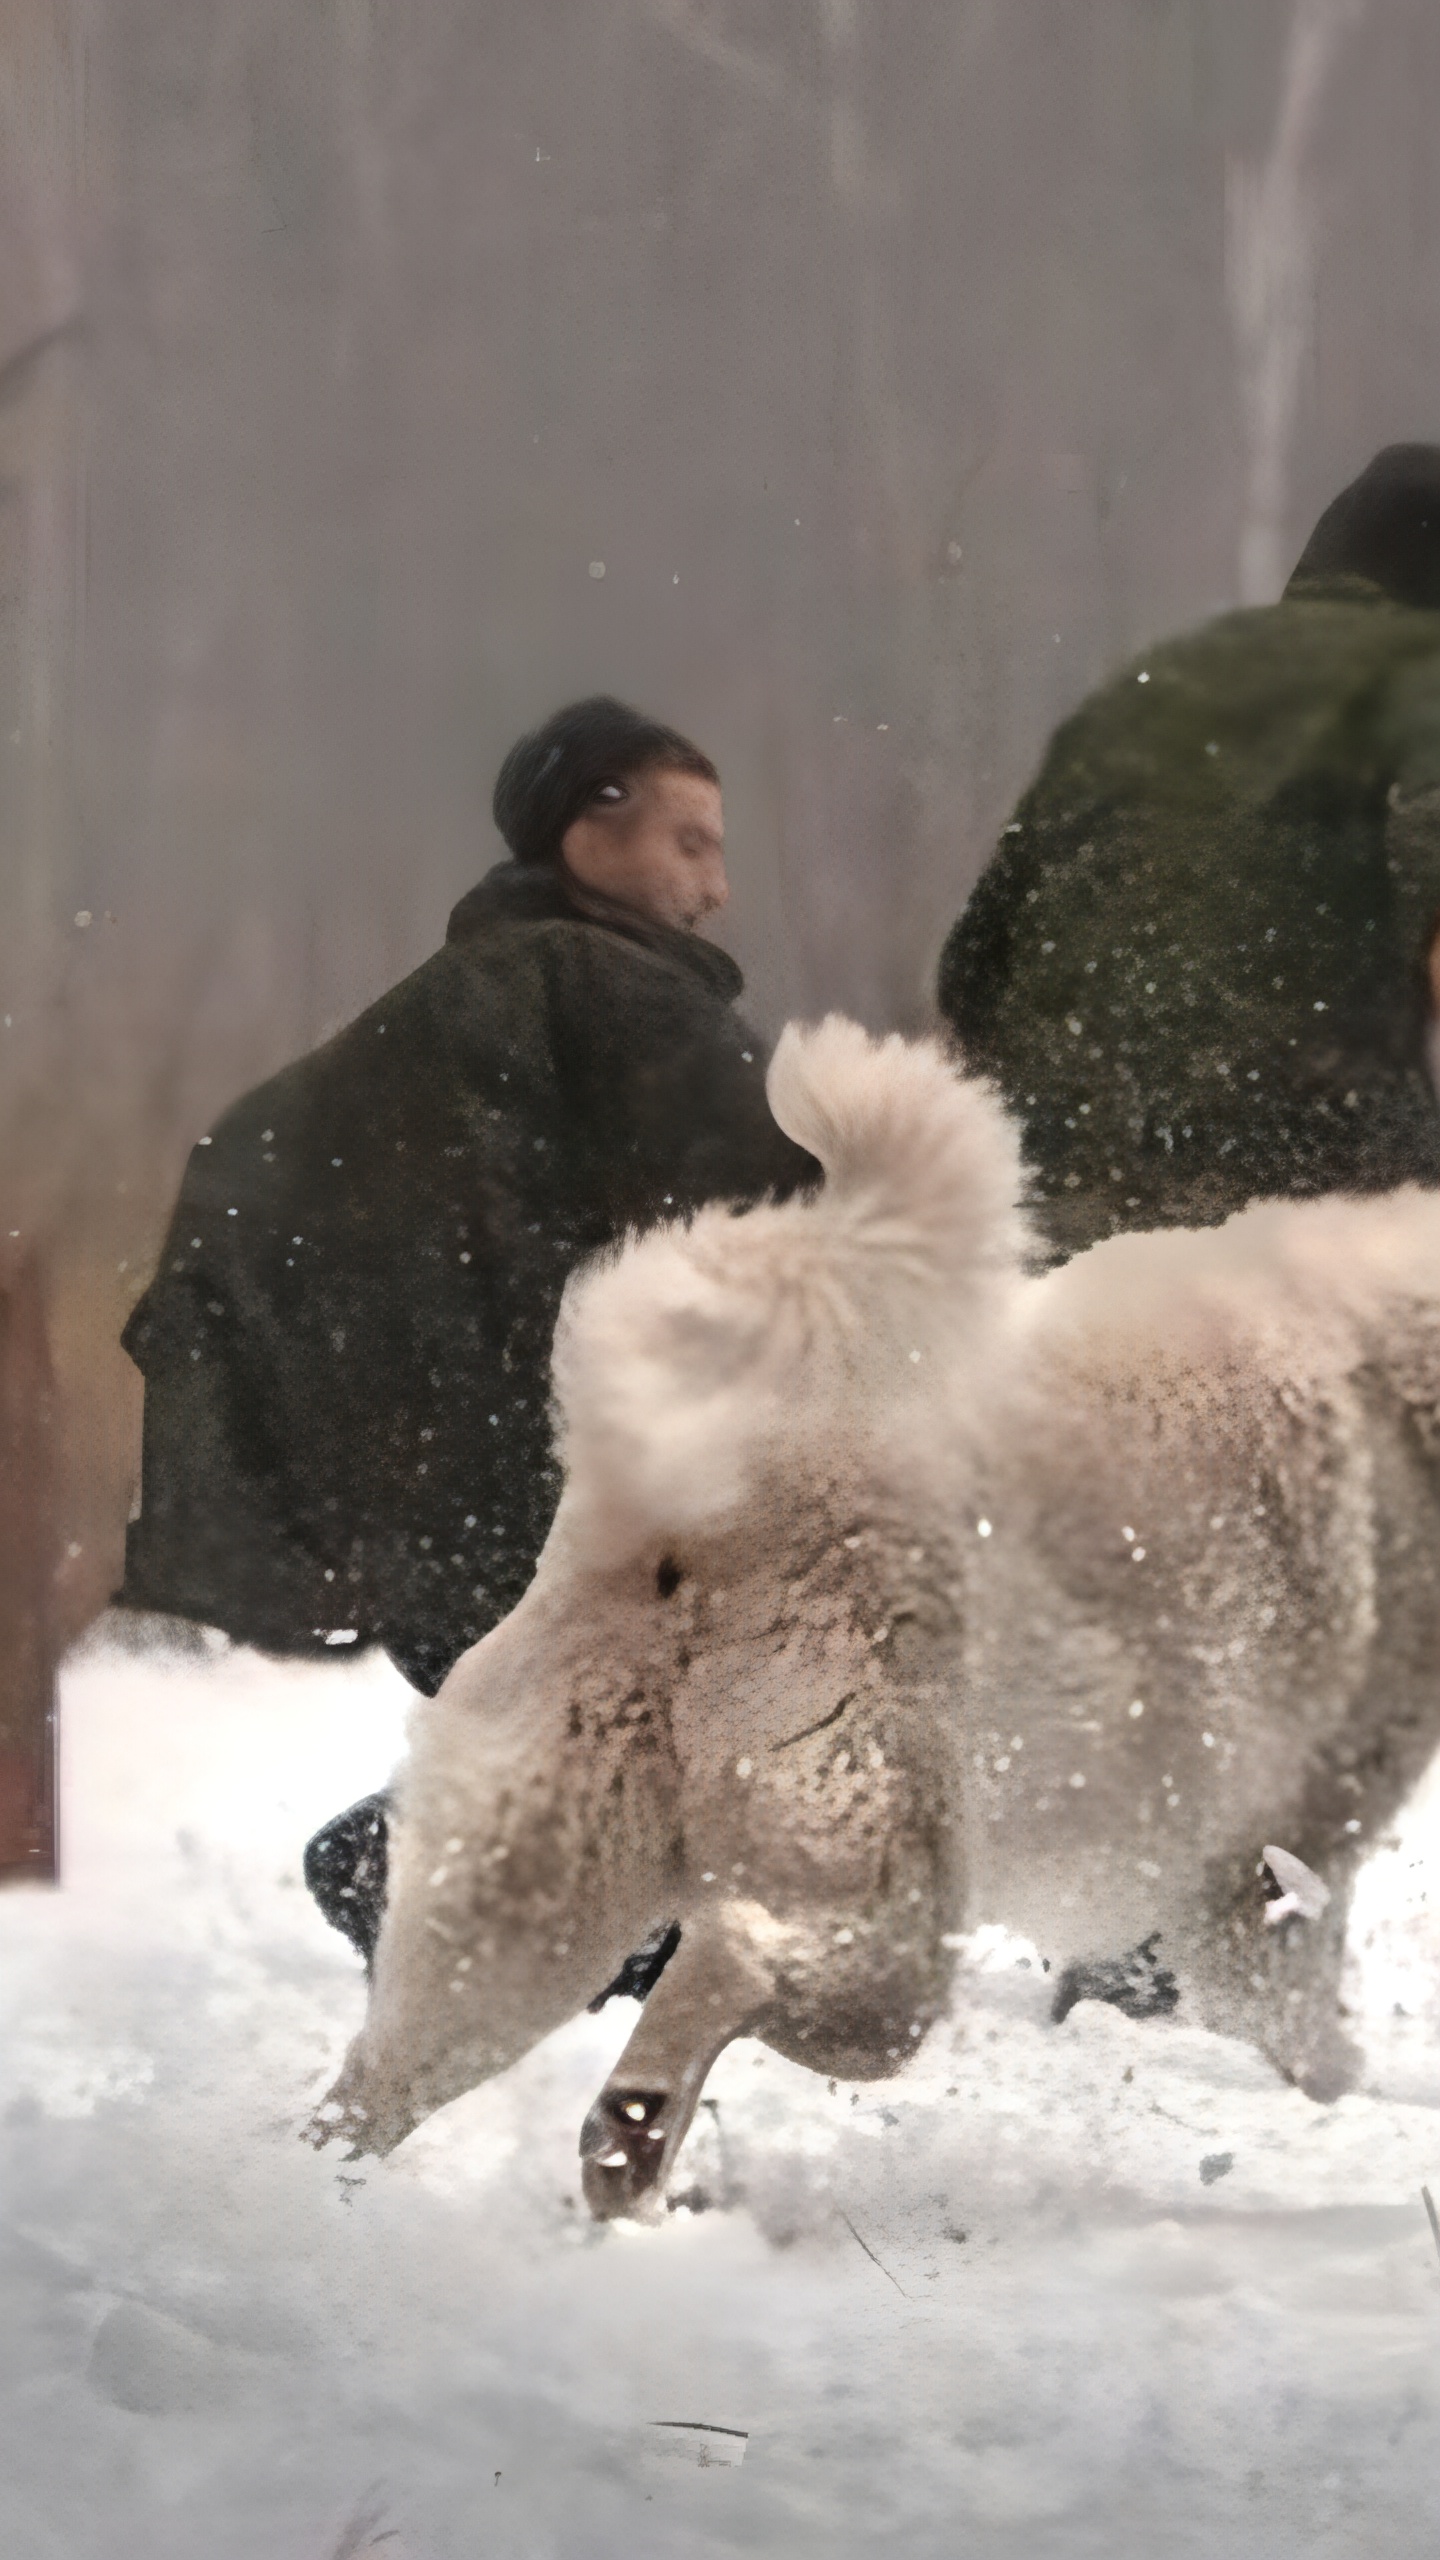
(0, 0), (80, 1886)
(0, 1251), (57, 1882)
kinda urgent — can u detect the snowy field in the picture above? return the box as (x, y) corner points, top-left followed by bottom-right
(4, 1626), (1440, 2560)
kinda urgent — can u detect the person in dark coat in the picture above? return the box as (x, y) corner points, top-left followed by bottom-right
(121, 698), (817, 1966)
(937, 445), (1440, 1260)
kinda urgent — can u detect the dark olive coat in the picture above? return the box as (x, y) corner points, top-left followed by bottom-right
(939, 578), (1440, 1258)
(121, 864), (816, 1691)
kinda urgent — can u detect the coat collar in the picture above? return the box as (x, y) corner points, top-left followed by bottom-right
(445, 859), (745, 1001)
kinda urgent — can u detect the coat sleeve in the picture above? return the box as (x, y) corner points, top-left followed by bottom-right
(1379, 649), (1440, 970)
(119, 1152), (340, 1653)
(542, 930), (820, 1225)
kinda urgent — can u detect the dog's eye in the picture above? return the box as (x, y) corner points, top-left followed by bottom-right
(655, 1556), (683, 1600)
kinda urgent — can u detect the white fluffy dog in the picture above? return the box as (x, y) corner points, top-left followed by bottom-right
(310, 1019), (1440, 2213)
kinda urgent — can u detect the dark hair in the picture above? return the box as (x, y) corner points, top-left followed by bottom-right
(491, 696), (719, 867)
(1286, 444), (1440, 610)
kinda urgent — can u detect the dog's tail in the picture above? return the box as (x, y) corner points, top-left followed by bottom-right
(552, 1018), (1027, 1556)
(766, 1015), (1029, 1308)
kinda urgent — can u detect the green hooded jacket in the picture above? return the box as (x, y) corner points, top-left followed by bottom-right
(939, 577), (1440, 1257)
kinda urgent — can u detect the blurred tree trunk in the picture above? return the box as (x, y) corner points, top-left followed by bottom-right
(0, 0), (83, 995)
(0, 0), (83, 1866)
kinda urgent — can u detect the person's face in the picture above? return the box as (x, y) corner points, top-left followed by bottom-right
(559, 765), (729, 933)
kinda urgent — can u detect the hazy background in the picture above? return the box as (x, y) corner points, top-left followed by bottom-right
(4, 0), (1440, 1632)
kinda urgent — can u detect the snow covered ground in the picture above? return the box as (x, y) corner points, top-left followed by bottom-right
(4, 1625), (1440, 2560)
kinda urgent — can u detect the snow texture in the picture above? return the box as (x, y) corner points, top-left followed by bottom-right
(3, 1624), (1440, 2560)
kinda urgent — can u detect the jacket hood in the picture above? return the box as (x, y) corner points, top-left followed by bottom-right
(1285, 444), (1440, 612)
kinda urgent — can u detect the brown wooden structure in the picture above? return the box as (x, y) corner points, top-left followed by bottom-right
(0, 1252), (57, 1882)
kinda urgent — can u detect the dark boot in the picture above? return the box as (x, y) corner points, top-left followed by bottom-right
(304, 1782), (680, 2009)
(588, 1919), (681, 2011)
(304, 1790), (390, 1970)
(1050, 1930), (1179, 2025)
